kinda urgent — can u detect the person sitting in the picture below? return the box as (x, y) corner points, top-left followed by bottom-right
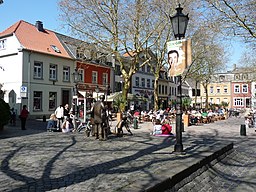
(161, 118), (173, 135)
(152, 119), (162, 135)
(46, 114), (59, 132)
(61, 117), (73, 133)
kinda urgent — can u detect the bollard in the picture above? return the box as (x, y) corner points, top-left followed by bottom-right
(240, 124), (246, 136)
(43, 115), (46, 122)
(133, 117), (138, 129)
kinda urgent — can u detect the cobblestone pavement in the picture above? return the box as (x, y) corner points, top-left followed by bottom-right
(169, 116), (256, 192)
(0, 116), (255, 192)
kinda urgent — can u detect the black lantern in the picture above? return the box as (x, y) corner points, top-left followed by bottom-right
(170, 4), (189, 40)
(170, 4), (189, 153)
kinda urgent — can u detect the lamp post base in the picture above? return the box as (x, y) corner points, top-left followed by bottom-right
(174, 143), (184, 153)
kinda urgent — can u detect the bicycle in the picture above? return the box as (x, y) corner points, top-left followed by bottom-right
(114, 115), (133, 137)
(75, 119), (92, 136)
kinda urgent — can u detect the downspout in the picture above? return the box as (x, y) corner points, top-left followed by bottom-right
(28, 51), (32, 112)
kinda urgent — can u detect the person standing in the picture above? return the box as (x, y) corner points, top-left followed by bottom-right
(55, 105), (64, 129)
(63, 104), (70, 120)
(19, 105), (29, 130)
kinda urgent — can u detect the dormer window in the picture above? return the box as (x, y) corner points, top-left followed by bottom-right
(0, 39), (6, 50)
(50, 45), (61, 53)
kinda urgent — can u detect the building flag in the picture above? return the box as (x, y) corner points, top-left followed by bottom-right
(167, 39), (192, 77)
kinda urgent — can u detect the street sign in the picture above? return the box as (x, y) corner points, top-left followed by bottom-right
(20, 86), (27, 93)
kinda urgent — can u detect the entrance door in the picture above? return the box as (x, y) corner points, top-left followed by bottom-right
(62, 90), (70, 106)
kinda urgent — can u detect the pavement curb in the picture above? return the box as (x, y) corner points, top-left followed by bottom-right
(144, 142), (234, 192)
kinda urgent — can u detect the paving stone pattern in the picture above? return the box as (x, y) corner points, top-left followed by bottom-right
(167, 116), (256, 192)
(0, 115), (255, 192)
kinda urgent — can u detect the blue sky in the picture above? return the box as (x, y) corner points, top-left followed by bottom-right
(0, 0), (245, 70)
(0, 0), (66, 34)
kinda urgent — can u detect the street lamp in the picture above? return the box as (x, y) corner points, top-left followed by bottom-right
(170, 4), (189, 153)
(72, 69), (81, 129)
(95, 85), (99, 101)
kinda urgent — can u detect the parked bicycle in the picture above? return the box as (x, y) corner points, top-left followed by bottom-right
(75, 118), (92, 136)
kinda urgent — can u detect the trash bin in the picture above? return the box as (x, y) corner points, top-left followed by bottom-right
(240, 124), (246, 136)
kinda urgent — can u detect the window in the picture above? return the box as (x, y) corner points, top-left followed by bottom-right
(135, 77), (139, 87)
(210, 86), (213, 94)
(50, 45), (61, 53)
(49, 64), (57, 80)
(158, 85), (161, 94)
(0, 39), (6, 50)
(216, 98), (220, 104)
(103, 73), (108, 85)
(34, 61), (43, 79)
(234, 98), (243, 106)
(224, 86), (228, 93)
(147, 79), (150, 88)
(165, 86), (167, 94)
(234, 84), (240, 93)
(216, 86), (220, 93)
(209, 98), (213, 104)
(152, 80), (154, 88)
(78, 69), (84, 82)
(242, 84), (248, 93)
(92, 71), (98, 84)
(162, 85), (164, 94)
(147, 65), (150, 73)
(141, 78), (145, 87)
(63, 67), (70, 82)
(33, 91), (42, 111)
(141, 65), (145, 72)
(49, 92), (57, 110)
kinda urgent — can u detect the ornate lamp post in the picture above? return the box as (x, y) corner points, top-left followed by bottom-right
(170, 4), (189, 153)
(72, 68), (82, 129)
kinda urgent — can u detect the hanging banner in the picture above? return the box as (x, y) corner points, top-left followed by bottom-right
(167, 39), (192, 77)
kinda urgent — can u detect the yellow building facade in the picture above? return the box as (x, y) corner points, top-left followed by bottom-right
(200, 75), (232, 109)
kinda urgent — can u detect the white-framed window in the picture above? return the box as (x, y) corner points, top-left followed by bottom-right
(147, 79), (150, 88)
(78, 69), (84, 82)
(242, 84), (248, 93)
(63, 66), (70, 82)
(33, 91), (42, 111)
(34, 61), (43, 79)
(103, 73), (108, 85)
(49, 64), (57, 80)
(234, 84), (240, 93)
(0, 39), (6, 50)
(234, 98), (243, 106)
(210, 86), (214, 94)
(209, 98), (213, 104)
(49, 92), (57, 110)
(141, 78), (145, 87)
(135, 77), (139, 87)
(216, 86), (220, 93)
(216, 98), (220, 104)
(92, 71), (98, 84)
(224, 86), (228, 93)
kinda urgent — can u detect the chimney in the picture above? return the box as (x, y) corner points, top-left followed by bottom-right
(35, 21), (44, 32)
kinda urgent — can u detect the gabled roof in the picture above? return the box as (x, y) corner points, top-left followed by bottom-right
(0, 20), (72, 59)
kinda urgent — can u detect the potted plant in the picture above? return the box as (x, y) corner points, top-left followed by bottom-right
(0, 98), (11, 131)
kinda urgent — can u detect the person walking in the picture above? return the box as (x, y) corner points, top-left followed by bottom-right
(55, 105), (64, 129)
(19, 105), (29, 130)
